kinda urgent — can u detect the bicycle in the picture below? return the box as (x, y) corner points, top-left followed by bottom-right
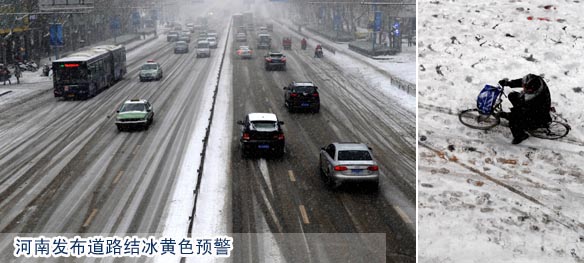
(459, 84), (571, 140)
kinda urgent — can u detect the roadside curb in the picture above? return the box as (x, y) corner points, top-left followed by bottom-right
(282, 20), (416, 95)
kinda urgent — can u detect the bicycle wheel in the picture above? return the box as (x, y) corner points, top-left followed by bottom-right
(528, 121), (570, 139)
(459, 109), (500, 130)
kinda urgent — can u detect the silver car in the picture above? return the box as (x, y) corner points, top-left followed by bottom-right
(236, 32), (247, 42)
(319, 142), (379, 188)
(207, 37), (218, 48)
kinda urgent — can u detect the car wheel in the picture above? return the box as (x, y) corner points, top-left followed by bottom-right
(241, 149), (248, 158)
(369, 182), (379, 192)
(313, 105), (320, 113)
(325, 175), (335, 188)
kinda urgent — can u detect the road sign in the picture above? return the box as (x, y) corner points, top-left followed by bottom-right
(110, 16), (120, 30)
(132, 11), (141, 26)
(374, 11), (382, 32)
(49, 24), (63, 46)
(334, 13), (341, 31)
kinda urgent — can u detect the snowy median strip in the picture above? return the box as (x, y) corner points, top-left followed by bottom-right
(156, 20), (232, 263)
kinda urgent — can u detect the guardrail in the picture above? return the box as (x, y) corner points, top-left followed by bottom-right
(186, 18), (232, 235)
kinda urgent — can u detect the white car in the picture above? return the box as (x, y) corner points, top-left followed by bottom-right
(236, 32), (247, 42)
(207, 37), (218, 48)
(196, 40), (211, 58)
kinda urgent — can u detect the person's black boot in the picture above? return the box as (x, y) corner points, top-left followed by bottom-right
(512, 133), (529, 144)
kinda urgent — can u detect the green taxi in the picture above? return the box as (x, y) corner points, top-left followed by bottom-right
(115, 99), (154, 131)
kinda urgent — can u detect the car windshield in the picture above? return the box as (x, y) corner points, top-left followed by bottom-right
(120, 103), (146, 112)
(250, 121), (277, 130)
(198, 43), (209, 48)
(270, 54), (283, 58)
(337, 150), (372, 161)
(176, 42), (187, 47)
(141, 64), (157, 70)
(292, 86), (315, 93)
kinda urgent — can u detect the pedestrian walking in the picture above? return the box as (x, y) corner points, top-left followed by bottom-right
(14, 65), (21, 84)
(0, 65), (11, 85)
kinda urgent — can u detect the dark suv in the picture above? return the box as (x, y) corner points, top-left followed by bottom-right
(237, 113), (285, 157)
(264, 51), (286, 71)
(283, 81), (320, 113)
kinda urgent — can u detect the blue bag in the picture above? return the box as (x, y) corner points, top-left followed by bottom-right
(476, 84), (501, 115)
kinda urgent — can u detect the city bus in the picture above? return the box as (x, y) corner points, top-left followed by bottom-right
(53, 45), (126, 99)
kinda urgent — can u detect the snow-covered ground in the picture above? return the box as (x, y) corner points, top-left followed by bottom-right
(418, 1), (584, 262)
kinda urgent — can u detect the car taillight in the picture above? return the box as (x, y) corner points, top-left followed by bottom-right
(237, 50), (241, 55)
(312, 93), (319, 97)
(367, 165), (379, 171)
(334, 166), (348, 171)
(242, 133), (250, 140)
(265, 58), (272, 62)
(281, 57), (287, 62)
(290, 93), (298, 97)
(278, 133), (285, 140)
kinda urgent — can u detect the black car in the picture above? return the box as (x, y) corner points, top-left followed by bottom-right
(284, 81), (320, 113)
(237, 113), (285, 157)
(264, 51), (286, 71)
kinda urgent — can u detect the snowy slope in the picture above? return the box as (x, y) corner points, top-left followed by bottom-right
(418, 1), (584, 262)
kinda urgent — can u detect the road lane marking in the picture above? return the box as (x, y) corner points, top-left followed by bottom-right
(394, 205), (412, 224)
(113, 170), (124, 185)
(299, 205), (310, 224)
(133, 144), (141, 155)
(83, 208), (99, 228)
(288, 170), (296, 182)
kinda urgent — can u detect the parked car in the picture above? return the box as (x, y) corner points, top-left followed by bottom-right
(264, 51), (286, 71)
(174, 41), (189, 54)
(236, 32), (247, 42)
(283, 81), (320, 113)
(115, 99), (154, 131)
(319, 142), (379, 188)
(237, 113), (285, 157)
(236, 46), (253, 59)
(196, 40), (211, 58)
(139, 60), (163, 81)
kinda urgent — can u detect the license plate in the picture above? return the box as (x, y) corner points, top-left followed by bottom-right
(258, 145), (270, 149)
(301, 103), (310, 107)
(351, 169), (362, 174)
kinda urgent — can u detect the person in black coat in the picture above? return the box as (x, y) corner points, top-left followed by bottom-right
(498, 74), (552, 144)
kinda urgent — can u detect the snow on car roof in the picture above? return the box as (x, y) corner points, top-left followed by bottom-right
(248, 113), (277, 122)
(124, 99), (148, 104)
(334, 142), (370, 151)
(293, 81), (314, 86)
